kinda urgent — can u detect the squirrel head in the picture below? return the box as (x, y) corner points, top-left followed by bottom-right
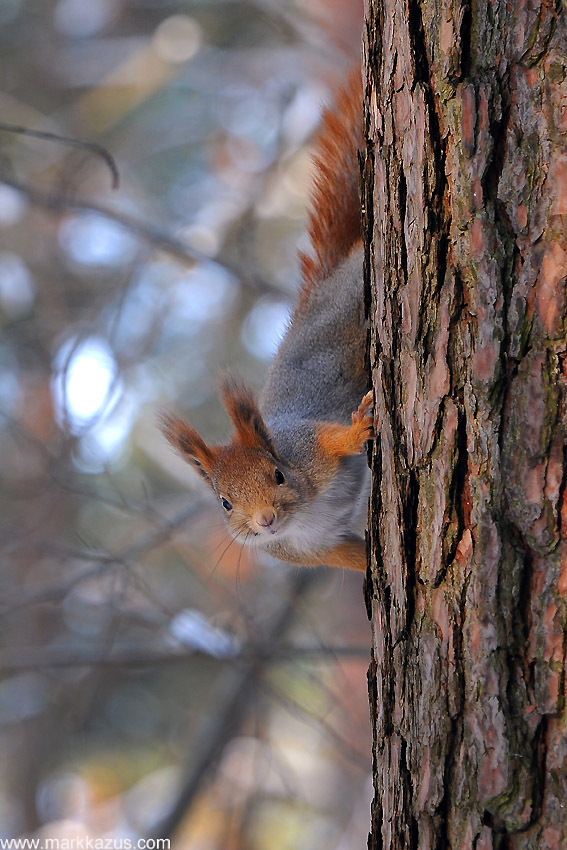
(161, 377), (303, 545)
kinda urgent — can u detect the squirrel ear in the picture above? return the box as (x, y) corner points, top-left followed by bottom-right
(219, 375), (278, 457)
(160, 413), (217, 484)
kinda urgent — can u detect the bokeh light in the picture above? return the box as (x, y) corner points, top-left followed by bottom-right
(52, 336), (122, 432)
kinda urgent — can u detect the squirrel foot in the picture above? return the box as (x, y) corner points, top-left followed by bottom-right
(350, 391), (374, 449)
(316, 391), (374, 460)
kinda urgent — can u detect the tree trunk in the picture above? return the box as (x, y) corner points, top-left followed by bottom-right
(363, 0), (567, 846)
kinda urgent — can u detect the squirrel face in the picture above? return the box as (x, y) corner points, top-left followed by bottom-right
(208, 445), (301, 544)
(161, 376), (303, 545)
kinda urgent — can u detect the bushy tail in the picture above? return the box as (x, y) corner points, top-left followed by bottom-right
(298, 69), (363, 307)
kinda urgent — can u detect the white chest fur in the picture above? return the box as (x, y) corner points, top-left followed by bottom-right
(273, 455), (370, 553)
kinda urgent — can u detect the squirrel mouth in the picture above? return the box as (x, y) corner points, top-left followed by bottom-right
(253, 526), (278, 537)
(252, 518), (284, 537)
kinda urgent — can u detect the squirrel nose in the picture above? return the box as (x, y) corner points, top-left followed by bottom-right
(254, 509), (276, 528)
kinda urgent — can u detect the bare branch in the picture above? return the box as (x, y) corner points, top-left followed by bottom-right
(0, 175), (284, 296)
(0, 122), (120, 189)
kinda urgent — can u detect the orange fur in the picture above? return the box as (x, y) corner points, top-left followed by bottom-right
(161, 413), (218, 480)
(298, 69), (363, 307)
(273, 539), (368, 572)
(315, 391), (374, 460)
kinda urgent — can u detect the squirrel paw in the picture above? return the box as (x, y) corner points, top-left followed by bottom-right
(316, 391), (375, 460)
(350, 391), (374, 451)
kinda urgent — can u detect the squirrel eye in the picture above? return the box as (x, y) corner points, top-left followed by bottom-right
(274, 468), (285, 485)
(221, 497), (233, 512)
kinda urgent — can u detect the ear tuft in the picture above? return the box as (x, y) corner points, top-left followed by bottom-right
(160, 412), (216, 483)
(219, 375), (278, 457)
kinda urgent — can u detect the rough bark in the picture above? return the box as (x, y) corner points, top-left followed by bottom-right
(363, 0), (567, 846)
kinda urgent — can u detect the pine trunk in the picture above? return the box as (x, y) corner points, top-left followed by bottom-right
(363, 0), (567, 846)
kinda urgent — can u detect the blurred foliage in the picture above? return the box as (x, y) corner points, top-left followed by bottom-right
(0, 0), (371, 846)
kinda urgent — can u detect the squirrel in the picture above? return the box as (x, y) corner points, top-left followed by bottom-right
(162, 71), (373, 572)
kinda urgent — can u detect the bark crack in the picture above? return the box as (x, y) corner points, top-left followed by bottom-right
(459, 0), (473, 80)
(400, 737), (420, 850)
(435, 404), (469, 586)
(435, 572), (468, 849)
(399, 167), (408, 286)
(557, 442), (567, 543)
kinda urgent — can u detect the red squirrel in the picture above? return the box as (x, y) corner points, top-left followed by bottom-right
(162, 71), (373, 572)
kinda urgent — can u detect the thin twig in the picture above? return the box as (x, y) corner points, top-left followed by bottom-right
(0, 504), (202, 615)
(0, 175), (285, 296)
(0, 122), (120, 189)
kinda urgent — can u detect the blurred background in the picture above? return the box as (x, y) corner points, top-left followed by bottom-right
(0, 0), (371, 846)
